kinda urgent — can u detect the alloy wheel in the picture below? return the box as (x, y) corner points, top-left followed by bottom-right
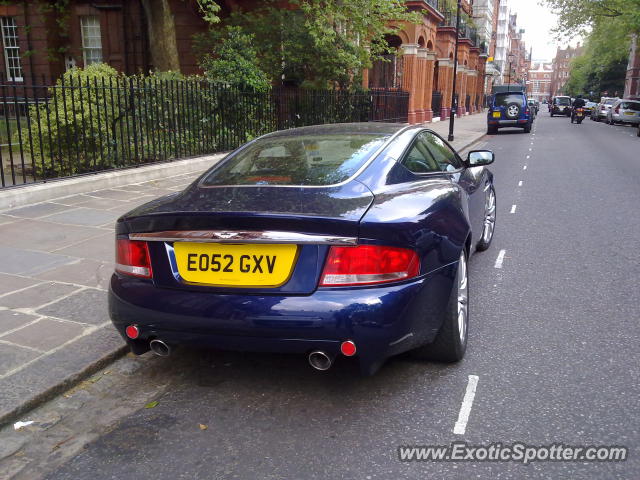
(482, 187), (496, 244)
(457, 251), (468, 344)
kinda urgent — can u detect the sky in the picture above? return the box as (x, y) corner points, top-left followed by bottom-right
(507, 0), (582, 62)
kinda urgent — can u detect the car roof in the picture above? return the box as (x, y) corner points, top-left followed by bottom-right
(261, 122), (407, 139)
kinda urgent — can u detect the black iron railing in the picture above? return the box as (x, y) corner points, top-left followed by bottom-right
(432, 91), (443, 117)
(0, 76), (409, 188)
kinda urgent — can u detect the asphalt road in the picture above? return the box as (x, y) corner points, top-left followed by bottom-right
(13, 113), (640, 479)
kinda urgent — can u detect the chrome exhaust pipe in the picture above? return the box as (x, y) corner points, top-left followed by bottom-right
(149, 339), (170, 357)
(308, 351), (333, 371)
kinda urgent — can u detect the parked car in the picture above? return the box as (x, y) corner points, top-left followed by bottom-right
(108, 123), (497, 375)
(583, 101), (597, 116)
(550, 96), (572, 116)
(593, 97), (618, 121)
(487, 91), (533, 134)
(606, 99), (640, 125)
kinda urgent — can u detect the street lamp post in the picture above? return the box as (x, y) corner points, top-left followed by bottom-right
(448, 0), (462, 142)
(507, 53), (515, 87)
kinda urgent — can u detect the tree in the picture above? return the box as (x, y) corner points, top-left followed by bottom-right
(563, 18), (629, 98)
(541, 0), (640, 37)
(141, 0), (181, 72)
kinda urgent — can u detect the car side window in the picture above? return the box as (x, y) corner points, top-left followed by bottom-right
(400, 135), (440, 174)
(421, 132), (462, 172)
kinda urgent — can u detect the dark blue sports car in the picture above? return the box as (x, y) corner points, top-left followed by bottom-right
(109, 123), (496, 375)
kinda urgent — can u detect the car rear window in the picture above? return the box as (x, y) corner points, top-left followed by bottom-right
(604, 99), (617, 105)
(494, 94), (523, 107)
(621, 102), (640, 111)
(200, 134), (389, 187)
(556, 97), (571, 105)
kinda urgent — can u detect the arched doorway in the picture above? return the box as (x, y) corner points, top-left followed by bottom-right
(369, 35), (404, 89)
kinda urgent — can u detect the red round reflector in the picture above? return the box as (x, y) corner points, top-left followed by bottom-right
(125, 325), (140, 339)
(341, 340), (357, 357)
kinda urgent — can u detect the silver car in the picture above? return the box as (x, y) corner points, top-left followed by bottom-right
(593, 97), (618, 121)
(606, 99), (640, 125)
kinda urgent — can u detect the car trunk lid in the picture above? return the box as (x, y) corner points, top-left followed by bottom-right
(116, 181), (374, 294)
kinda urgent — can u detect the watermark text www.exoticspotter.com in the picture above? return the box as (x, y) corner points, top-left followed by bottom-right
(398, 442), (627, 465)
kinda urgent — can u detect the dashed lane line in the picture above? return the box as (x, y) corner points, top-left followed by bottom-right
(494, 249), (506, 269)
(453, 375), (480, 435)
(510, 205), (517, 214)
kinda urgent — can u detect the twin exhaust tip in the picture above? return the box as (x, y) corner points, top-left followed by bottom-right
(135, 324), (355, 370)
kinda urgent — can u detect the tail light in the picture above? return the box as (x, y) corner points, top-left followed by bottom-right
(116, 239), (153, 278)
(319, 245), (420, 287)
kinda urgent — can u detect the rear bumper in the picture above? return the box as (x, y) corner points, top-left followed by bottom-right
(108, 263), (457, 370)
(616, 116), (640, 124)
(488, 119), (530, 127)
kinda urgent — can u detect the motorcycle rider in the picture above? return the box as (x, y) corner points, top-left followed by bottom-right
(571, 95), (586, 122)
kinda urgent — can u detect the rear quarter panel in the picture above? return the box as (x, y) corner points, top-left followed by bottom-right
(358, 178), (470, 275)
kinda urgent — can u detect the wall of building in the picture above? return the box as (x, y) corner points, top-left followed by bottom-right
(550, 44), (583, 96)
(624, 34), (640, 99)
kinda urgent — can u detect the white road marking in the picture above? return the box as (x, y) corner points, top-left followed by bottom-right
(494, 249), (506, 269)
(453, 375), (480, 435)
(526, 155), (530, 159)
(510, 204), (517, 213)
(523, 165), (527, 170)
(518, 180), (523, 187)
(528, 148), (532, 151)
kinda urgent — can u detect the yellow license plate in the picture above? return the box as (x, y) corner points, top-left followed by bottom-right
(492, 112), (501, 118)
(174, 243), (298, 287)
(624, 112), (635, 116)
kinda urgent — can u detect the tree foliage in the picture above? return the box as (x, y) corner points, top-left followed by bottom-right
(563, 19), (629, 98)
(197, 26), (271, 91)
(195, 0), (419, 89)
(542, 0), (640, 37)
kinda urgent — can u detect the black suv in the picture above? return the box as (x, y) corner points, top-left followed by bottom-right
(487, 91), (533, 134)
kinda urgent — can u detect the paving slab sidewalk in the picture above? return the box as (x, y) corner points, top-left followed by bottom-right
(0, 112), (487, 428)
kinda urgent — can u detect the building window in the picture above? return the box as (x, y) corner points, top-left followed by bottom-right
(1, 17), (23, 82)
(80, 16), (102, 65)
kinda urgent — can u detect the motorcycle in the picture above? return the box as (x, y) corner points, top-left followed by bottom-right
(571, 107), (585, 124)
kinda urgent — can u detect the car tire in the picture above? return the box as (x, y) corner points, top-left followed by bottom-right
(637, 126), (640, 137)
(550, 112), (554, 117)
(505, 102), (520, 119)
(523, 123), (531, 133)
(411, 250), (468, 363)
(487, 126), (497, 135)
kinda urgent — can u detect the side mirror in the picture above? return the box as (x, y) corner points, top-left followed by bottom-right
(466, 150), (495, 167)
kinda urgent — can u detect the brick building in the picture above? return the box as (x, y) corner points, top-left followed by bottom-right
(364, 0), (489, 123)
(550, 43), (583, 97)
(0, 0), (210, 83)
(526, 61), (553, 102)
(624, 34), (640, 99)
